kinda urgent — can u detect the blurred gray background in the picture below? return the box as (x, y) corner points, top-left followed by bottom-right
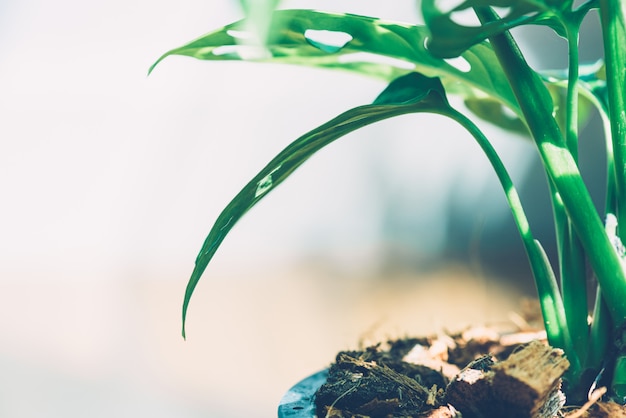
(0, 1), (605, 417)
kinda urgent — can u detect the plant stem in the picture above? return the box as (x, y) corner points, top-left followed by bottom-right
(442, 107), (576, 367)
(560, 20), (590, 369)
(548, 180), (588, 363)
(587, 286), (612, 370)
(561, 224), (589, 360)
(565, 23), (580, 159)
(598, 0), (626, 399)
(599, 0), (626, 237)
(474, 6), (626, 330)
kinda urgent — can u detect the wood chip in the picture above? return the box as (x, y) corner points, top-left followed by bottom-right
(444, 341), (568, 417)
(492, 340), (568, 416)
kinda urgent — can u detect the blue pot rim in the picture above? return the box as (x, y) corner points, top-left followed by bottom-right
(277, 369), (328, 417)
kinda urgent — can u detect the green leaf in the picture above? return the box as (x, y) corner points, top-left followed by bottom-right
(461, 61), (606, 134)
(181, 72), (450, 338)
(420, 0), (598, 58)
(148, 9), (605, 136)
(148, 9), (524, 125)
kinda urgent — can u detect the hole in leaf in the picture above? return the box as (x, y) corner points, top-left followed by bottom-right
(226, 29), (253, 40)
(435, 0), (465, 14)
(212, 45), (238, 56)
(213, 45), (270, 60)
(501, 105), (518, 120)
(444, 56), (471, 72)
(449, 8), (482, 27)
(492, 6), (512, 19)
(304, 29), (353, 53)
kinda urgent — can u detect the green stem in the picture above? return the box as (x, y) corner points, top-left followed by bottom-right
(561, 221), (589, 362)
(550, 177), (589, 364)
(587, 285), (612, 371)
(598, 0), (626, 399)
(475, 6), (626, 329)
(565, 24), (580, 159)
(442, 107), (576, 366)
(586, 84), (617, 377)
(599, 0), (626, 237)
(558, 17), (591, 373)
(548, 180), (588, 362)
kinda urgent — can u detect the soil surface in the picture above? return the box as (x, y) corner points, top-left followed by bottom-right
(314, 324), (626, 417)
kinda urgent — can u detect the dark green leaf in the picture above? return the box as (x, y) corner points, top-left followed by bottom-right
(181, 72), (449, 337)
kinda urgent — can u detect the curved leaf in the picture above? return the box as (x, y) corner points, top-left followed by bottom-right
(421, 0), (597, 58)
(149, 9), (524, 124)
(181, 73), (450, 337)
(181, 70), (570, 352)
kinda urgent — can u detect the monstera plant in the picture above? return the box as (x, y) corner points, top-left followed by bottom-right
(150, 0), (626, 412)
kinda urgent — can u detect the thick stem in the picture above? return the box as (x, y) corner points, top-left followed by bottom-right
(474, 6), (626, 329)
(558, 23), (590, 363)
(587, 286), (612, 370)
(549, 180), (589, 362)
(598, 0), (626, 399)
(599, 0), (626, 238)
(562, 216), (590, 361)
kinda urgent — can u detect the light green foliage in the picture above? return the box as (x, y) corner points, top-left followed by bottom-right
(149, 10), (522, 123)
(150, 0), (626, 403)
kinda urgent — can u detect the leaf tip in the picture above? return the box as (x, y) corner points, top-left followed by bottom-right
(147, 60), (161, 77)
(147, 52), (171, 77)
(182, 303), (189, 340)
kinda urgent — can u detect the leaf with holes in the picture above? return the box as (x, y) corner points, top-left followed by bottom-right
(149, 9), (525, 127)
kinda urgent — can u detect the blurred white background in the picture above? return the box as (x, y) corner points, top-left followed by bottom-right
(1, 1), (603, 417)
